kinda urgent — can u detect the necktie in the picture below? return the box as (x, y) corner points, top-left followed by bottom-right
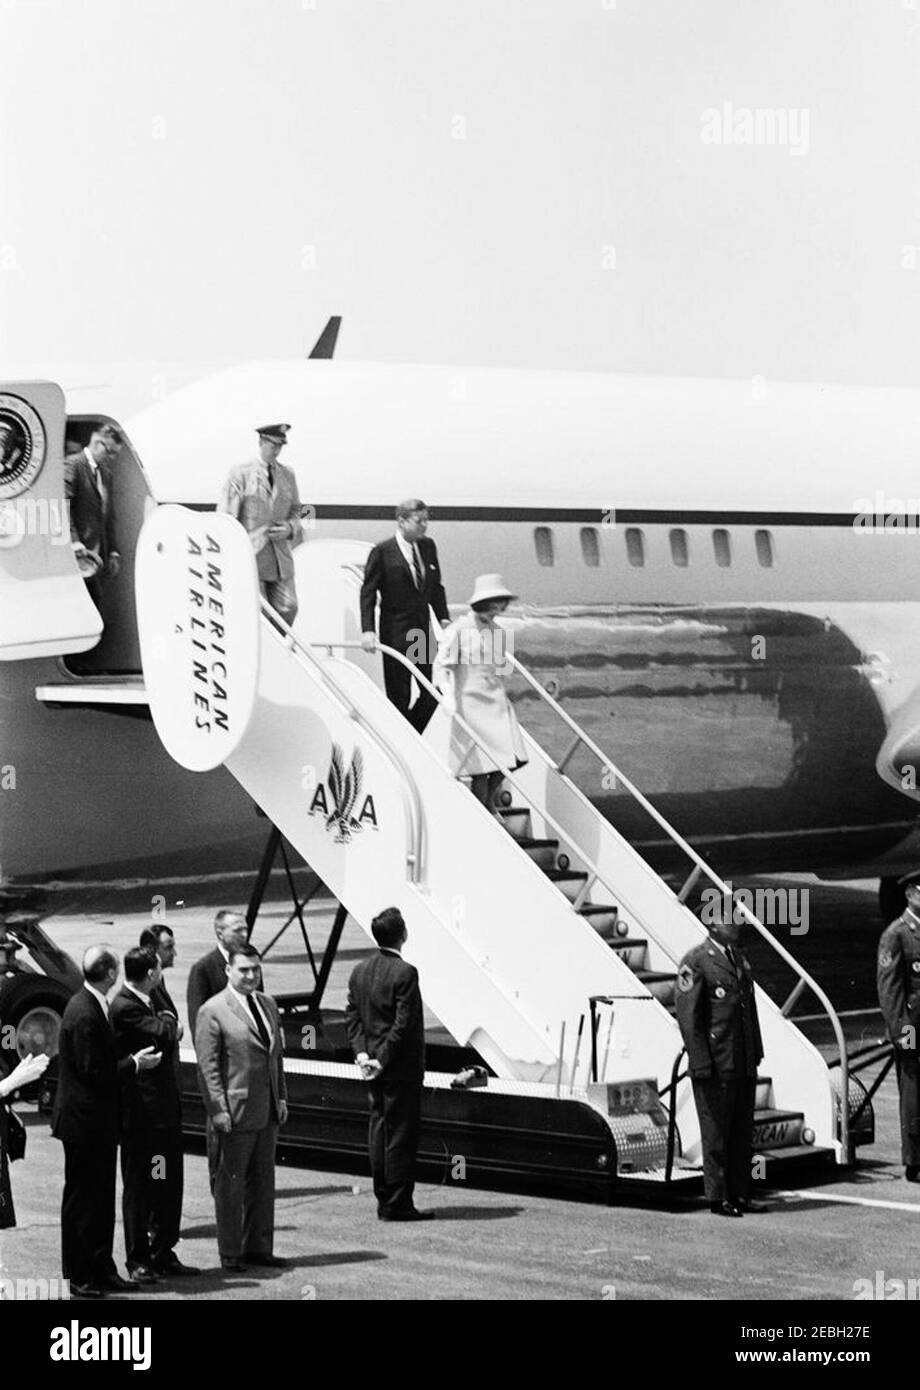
(725, 946), (740, 975)
(266, 463), (274, 491)
(247, 996), (271, 1049)
(411, 545), (423, 589)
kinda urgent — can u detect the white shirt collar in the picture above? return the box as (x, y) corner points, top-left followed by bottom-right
(125, 982), (152, 1008)
(228, 983), (269, 1028)
(380, 947), (402, 957)
(394, 532), (418, 566)
(83, 446), (97, 474)
(84, 981), (110, 1018)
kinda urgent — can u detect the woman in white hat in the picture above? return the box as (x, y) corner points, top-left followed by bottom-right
(434, 574), (527, 808)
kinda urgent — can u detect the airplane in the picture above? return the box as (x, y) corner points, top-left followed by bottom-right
(3, 317), (920, 927)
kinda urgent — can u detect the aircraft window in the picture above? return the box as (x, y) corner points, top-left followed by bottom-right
(712, 528), (732, 567)
(534, 526), (555, 566)
(669, 528), (689, 567)
(580, 527), (600, 567)
(625, 527), (645, 567)
(755, 528), (775, 567)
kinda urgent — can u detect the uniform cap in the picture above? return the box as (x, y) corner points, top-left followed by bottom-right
(256, 423), (291, 444)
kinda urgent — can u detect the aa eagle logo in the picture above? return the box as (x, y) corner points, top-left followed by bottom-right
(308, 743), (378, 843)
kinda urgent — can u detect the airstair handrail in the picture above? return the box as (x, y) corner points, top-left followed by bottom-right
(506, 650), (853, 1162)
(259, 603), (425, 885)
(310, 638), (666, 1030)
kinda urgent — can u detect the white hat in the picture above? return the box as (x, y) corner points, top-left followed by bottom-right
(468, 573), (518, 607)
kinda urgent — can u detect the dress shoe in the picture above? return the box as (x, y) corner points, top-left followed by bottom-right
(710, 1200), (743, 1218)
(906, 1166), (920, 1183)
(70, 1282), (106, 1299)
(378, 1208), (435, 1222)
(220, 1258), (247, 1273)
(100, 1273), (139, 1292)
(734, 1197), (769, 1213)
(241, 1252), (287, 1268)
(126, 1265), (161, 1284)
(154, 1256), (201, 1276)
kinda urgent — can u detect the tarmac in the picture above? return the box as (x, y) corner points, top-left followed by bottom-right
(1, 870), (918, 1301)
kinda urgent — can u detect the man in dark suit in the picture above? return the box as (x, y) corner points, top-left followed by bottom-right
(111, 946), (198, 1281)
(674, 914), (765, 1218)
(195, 944), (288, 1272)
(360, 499), (450, 732)
(345, 907), (431, 1221)
(187, 909), (249, 1035)
(139, 923), (180, 1019)
(64, 424), (122, 603)
(877, 872), (920, 1181)
(51, 946), (161, 1298)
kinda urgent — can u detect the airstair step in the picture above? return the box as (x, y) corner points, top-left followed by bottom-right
(634, 968), (677, 1005)
(546, 869), (589, 902)
(755, 1076), (773, 1108)
(752, 1108), (805, 1150)
(578, 902), (620, 937)
(516, 836), (560, 870)
(608, 937), (649, 968)
(755, 1143), (835, 1169)
(496, 806), (532, 839)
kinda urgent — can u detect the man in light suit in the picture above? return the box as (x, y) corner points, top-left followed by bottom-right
(360, 499), (450, 732)
(345, 907), (431, 1221)
(195, 944), (288, 1272)
(64, 424), (123, 603)
(218, 423), (304, 626)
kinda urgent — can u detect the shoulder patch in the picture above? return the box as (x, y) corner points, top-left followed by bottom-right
(879, 949), (894, 968)
(677, 964), (695, 993)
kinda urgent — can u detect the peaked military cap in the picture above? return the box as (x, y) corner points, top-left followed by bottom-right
(256, 423), (291, 444)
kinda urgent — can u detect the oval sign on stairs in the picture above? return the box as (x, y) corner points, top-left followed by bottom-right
(135, 505), (260, 771)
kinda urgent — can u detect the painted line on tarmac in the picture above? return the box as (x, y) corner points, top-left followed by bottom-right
(776, 1189), (920, 1214)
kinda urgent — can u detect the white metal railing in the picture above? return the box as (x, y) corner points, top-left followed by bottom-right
(506, 650), (852, 1161)
(259, 601), (425, 884)
(310, 637), (668, 1040)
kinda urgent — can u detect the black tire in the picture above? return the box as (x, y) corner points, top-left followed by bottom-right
(0, 973), (72, 1095)
(879, 876), (907, 925)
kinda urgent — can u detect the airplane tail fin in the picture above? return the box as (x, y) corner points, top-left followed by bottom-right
(308, 316), (342, 359)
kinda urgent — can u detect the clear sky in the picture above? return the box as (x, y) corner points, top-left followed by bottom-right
(3, 0), (920, 386)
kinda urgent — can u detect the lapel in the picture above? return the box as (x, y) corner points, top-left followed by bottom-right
(388, 536), (413, 585)
(704, 945), (737, 981)
(226, 988), (271, 1049)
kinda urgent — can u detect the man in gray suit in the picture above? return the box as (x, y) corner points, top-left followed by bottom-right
(195, 944), (288, 1273)
(218, 423), (304, 625)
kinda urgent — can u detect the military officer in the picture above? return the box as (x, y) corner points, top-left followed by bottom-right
(218, 423), (304, 626)
(675, 910), (764, 1217)
(877, 872), (920, 1181)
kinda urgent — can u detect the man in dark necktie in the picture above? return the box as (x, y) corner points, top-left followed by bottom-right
(51, 946), (161, 1298)
(111, 946), (198, 1280)
(64, 424), (123, 602)
(674, 912), (765, 1218)
(360, 499), (450, 732)
(218, 423), (304, 626)
(194, 944), (288, 1272)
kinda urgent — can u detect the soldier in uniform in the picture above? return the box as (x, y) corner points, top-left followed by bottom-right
(675, 911), (765, 1217)
(877, 872), (920, 1181)
(218, 423), (304, 626)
